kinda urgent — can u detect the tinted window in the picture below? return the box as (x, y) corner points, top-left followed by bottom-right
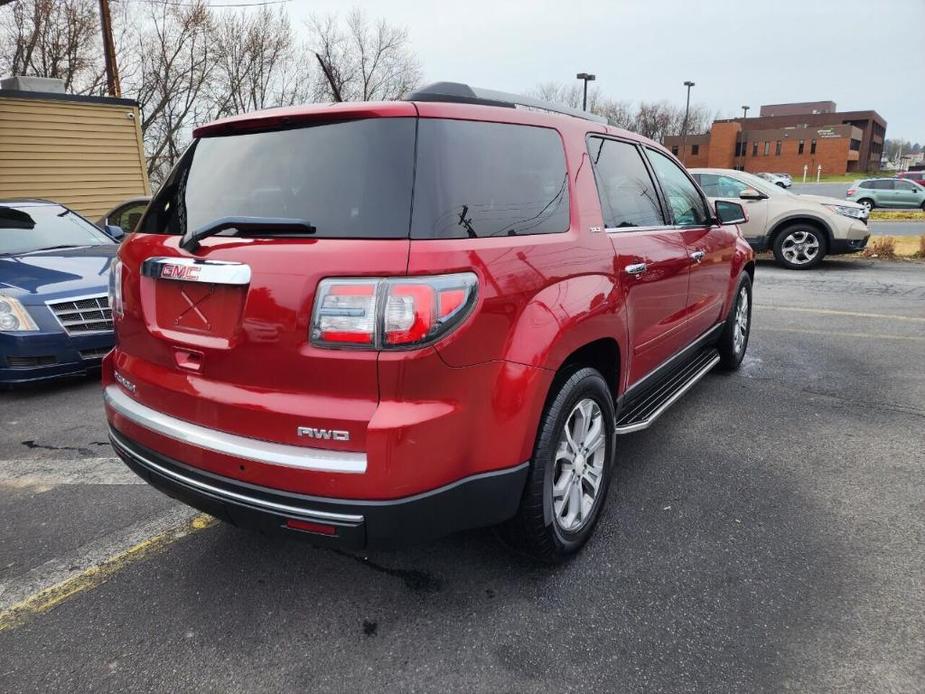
(587, 137), (664, 229)
(645, 149), (710, 226)
(694, 173), (749, 198)
(411, 120), (569, 238)
(895, 180), (917, 191)
(871, 180), (894, 190)
(0, 204), (112, 255)
(140, 118), (416, 239)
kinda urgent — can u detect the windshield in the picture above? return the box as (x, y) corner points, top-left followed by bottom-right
(0, 204), (114, 255)
(139, 118), (417, 239)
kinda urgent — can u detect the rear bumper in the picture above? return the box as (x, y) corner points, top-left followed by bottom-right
(109, 426), (528, 548)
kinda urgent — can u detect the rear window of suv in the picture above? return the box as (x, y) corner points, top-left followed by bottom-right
(139, 118), (416, 239)
(140, 117), (569, 241)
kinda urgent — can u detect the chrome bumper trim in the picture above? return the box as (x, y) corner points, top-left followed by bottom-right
(103, 385), (367, 474)
(109, 429), (363, 525)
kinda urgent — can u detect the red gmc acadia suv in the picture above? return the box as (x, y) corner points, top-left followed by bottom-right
(103, 83), (754, 561)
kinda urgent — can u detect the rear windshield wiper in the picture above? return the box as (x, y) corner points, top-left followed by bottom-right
(180, 217), (316, 252)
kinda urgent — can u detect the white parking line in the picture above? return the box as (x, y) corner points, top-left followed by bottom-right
(0, 507), (213, 631)
(0, 457), (138, 490)
(755, 305), (925, 322)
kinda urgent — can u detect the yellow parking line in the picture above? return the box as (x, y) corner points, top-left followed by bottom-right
(0, 514), (215, 633)
(759, 327), (925, 342)
(755, 305), (925, 323)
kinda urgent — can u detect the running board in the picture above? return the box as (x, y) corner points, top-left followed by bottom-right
(615, 349), (720, 434)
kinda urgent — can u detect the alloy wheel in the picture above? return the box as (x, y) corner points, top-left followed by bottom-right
(552, 398), (606, 533)
(733, 286), (749, 354)
(781, 230), (820, 266)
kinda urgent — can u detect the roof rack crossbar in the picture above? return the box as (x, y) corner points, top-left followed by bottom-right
(405, 82), (608, 125)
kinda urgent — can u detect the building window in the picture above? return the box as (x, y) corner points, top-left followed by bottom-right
(691, 144), (699, 156)
(810, 139), (817, 154)
(671, 145), (679, 156)
(775, 140), (782, 156)
(798, 140), (805, 154)
(764, 141), (770, 156)
(752, 142), (758, 157)
(850, 138), (861, 151)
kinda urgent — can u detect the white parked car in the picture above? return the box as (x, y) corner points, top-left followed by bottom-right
(756, 172), (792, 188)
(691, 169), (869, 269)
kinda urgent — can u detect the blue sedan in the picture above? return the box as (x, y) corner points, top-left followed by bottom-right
(1, 200), (122, 385)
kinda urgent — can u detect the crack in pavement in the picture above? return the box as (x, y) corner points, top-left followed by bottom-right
(21, 441), (111, 457)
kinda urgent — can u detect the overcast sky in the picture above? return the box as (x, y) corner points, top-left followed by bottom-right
(287, 0), (924, 141)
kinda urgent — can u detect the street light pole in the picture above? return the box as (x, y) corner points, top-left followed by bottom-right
(576, 72), (596, 112)
(680, 80), (695, 163)
(741, 105), (750, 120)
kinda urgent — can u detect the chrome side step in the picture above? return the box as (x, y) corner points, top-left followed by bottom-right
(615, 349), (720, 435)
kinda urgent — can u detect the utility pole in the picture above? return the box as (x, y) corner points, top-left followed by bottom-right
(98, 0), (121, 97)
(576, 73), (596, 112)
(680, 80), (695, 163)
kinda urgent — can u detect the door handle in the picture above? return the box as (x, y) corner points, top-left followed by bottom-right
(625, 262), (647, 275)
(689, 250), (705, 263)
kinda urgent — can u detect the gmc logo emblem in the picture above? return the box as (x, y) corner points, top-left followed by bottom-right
(161, 264), (201, 281)
(297, 426), (350, 442)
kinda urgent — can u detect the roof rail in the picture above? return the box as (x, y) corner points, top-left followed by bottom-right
(405, 82), (608, 125)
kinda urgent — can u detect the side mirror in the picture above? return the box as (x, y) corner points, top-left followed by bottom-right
(716, 200), (748, 225)
(739, 188), (765, 200)
(104, 224), (126, 241)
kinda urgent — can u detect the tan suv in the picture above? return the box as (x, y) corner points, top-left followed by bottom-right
(691, 168), (869, 269)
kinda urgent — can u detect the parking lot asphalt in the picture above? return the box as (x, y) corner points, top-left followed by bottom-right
(1, 259), (923, 692)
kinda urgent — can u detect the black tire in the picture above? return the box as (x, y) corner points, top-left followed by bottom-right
(502, 367), (616, 563)
(858, 198), (875, 212)
(771, 223), (827, 270)
(717, 273), (752, 371)
(776, 181), (786, 188)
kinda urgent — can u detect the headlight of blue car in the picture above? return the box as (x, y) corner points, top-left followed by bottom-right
(0, 295), (40, 332)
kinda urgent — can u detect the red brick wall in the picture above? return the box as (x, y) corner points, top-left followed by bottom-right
(706, 122), (741, 169)
(740, 136), (851, 176)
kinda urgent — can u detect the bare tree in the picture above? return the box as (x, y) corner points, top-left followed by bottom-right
(595, 98), (635, 130)
(531, 81), (601, 112)
(308, 8), (421, 102)
(209, 6), (308, 118)
(0, 0), (104, 93)
(122, 0), (214, 184)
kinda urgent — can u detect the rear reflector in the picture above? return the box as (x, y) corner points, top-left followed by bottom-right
(311, 273), (478, 350)
(285, 518), (338, 536)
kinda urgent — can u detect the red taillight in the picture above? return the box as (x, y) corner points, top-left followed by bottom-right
(847, 188), (856, 196)
(310, 273), (478, 350)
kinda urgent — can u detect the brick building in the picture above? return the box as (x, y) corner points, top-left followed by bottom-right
(663, 101), (886, 176)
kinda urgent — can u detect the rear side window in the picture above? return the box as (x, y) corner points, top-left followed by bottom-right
(645, 149), (710, 226)
(139, 118), (416, 239)
(587, 137), (665, 228)
(693, 173), (749, 199)
(871, 180), (893, 190)
(411, 120), (569, 239)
